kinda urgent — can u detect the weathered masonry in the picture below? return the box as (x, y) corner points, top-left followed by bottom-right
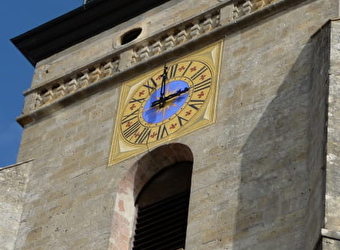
(1, 0), (340, 249)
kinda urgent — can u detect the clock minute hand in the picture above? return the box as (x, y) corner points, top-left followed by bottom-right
(150, 87), (189, 108)
(163, 87), (190, 102)
(159, 65), (168, 108)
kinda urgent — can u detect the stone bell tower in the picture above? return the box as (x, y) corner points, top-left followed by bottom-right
(2, 0), (340, 249)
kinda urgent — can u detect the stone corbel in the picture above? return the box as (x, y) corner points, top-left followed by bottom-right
(220, 3), (235, 26)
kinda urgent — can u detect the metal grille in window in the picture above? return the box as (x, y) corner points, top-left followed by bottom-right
(133, 190), (190, 250)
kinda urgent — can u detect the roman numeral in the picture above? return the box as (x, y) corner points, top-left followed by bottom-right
(191, 66), (208, 80)
(121, 109), (138, 124)
(169, 64), (178, 78)
(150, 78), (158, 88)
(134, 127), (151, 144)
(143, 78), (157, 93)
(157, 125), (169, 140)
(123, 121), (141, 138)
(177, 115), (188, 126)
(181, 61), (192, 76)
(194, 78), (212, 92)
(129, 97), (145, 103)
(188, 99), (205, 110)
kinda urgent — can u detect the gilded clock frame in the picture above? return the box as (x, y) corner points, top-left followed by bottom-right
(109, 41), (223, 165)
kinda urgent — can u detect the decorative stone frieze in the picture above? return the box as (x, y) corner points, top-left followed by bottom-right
(22, 0), (283, 117)
(31, 58), (119, 109)
(132, 12), (220, 63)
(233, 0), (280, 19)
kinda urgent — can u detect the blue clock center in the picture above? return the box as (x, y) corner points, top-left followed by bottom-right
(142, 80), (189, 124)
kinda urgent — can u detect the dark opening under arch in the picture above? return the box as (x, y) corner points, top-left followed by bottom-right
(132, 161), (193, 250)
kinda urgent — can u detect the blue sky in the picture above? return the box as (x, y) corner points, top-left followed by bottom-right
(0, 1), (81, 167)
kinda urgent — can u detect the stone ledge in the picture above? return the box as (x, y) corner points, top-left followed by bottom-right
(322, 228), (340, 241)
(0, 160), (34, 171)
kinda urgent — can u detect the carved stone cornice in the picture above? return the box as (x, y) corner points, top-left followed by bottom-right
(17, 0), (306, 127)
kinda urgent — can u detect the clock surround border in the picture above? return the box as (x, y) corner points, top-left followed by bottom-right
(108, 40), (223, 166)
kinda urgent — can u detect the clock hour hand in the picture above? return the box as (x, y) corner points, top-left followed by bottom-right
(150, 99), (163, 108)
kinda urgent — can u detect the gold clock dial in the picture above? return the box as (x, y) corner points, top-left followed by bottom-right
(120, 60), (212, 145)
(109, 41), (223, 165)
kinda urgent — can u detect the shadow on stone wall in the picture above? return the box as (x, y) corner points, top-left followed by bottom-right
(232, 27), (328, 250)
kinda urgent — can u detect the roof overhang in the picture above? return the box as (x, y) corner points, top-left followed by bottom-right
(11, 0), (171, 66)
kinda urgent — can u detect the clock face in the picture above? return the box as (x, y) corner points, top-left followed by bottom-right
(120, 60), (212, 145)
(109, 41), (223, 165)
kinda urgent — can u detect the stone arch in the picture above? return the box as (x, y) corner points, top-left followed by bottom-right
(108, 143), (193, 250)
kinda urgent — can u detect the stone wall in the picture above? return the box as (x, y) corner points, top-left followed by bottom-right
(15, 89), (119, 249)
(306, 21), (330, 250)
(12, 0), (340, 249)
(323, 19), (340, 249)
(185, 1), (334, 249)
(0, 161), (32, 250)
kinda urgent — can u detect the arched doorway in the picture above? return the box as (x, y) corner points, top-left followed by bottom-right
(109, 143), (193, 250)
(133, 161), (192, 249)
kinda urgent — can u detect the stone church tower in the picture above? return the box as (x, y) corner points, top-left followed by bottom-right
(1, 0), (340, 249)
